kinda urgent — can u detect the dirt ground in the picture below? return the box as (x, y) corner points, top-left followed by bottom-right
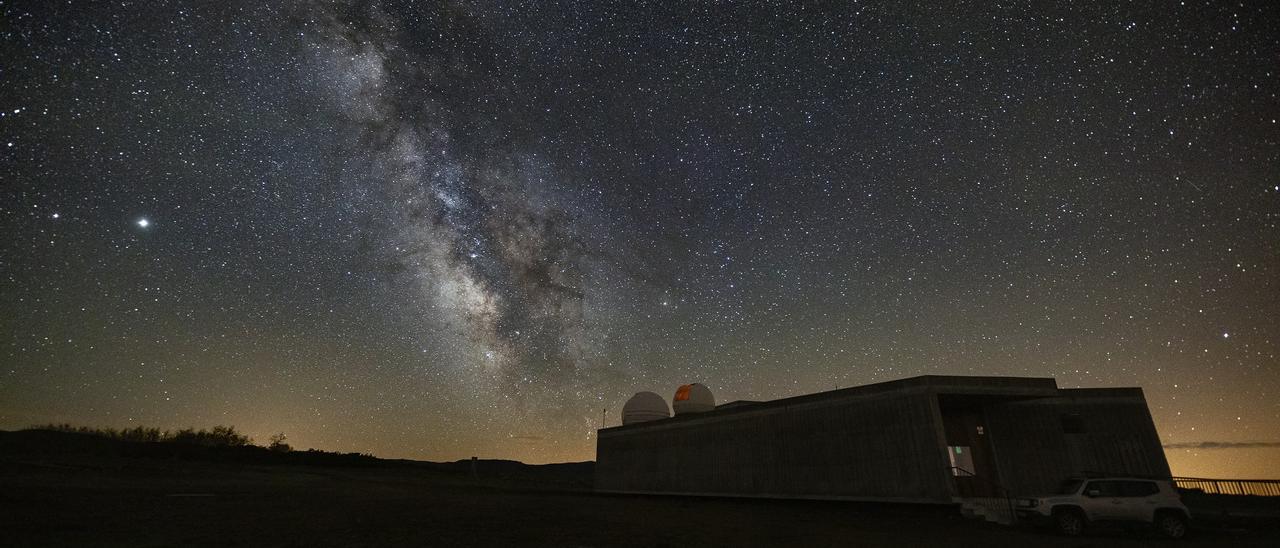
(3, 456), (1278, 547)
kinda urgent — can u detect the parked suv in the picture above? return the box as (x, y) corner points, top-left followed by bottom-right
(1016, 477), (1191, 539)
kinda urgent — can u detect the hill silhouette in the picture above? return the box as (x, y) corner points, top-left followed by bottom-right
(0, 427), (593, 487)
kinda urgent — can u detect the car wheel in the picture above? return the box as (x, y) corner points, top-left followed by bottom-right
(1156, 512), (1188, 539)
(1055, 511), (1084, 537)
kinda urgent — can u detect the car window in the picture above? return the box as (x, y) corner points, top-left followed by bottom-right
(1121, 480), (1159, 497)
(1057, 479), (1084, 495)
(1086, 480), (1123, 497)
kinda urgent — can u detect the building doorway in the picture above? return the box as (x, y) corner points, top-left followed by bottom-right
(940, 395), (1003, 497)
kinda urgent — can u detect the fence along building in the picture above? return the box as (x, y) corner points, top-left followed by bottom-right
(595, 375), (1171, 502)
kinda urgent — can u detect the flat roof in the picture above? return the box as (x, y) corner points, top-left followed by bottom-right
(602, 374), (1064, 434)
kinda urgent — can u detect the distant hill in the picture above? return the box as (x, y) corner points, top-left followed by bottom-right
(425, 457), (595, 486)
(0, 429), (593, 488)
(0, 428), (381, 467)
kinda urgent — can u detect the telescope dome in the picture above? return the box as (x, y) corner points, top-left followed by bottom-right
(622, 391), (671, 425)
(672, 383), (715, 415)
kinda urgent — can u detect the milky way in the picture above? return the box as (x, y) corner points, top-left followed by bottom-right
(2, 1), (1278, 472)
(307, 3), (596, 394)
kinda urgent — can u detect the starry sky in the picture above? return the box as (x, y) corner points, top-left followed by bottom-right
(2, 2), (1277, 476)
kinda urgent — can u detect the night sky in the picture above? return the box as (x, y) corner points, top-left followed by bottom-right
(2, 2), (1277, 477)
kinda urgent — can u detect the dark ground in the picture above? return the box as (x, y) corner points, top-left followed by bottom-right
(2, 430), (1277, 547)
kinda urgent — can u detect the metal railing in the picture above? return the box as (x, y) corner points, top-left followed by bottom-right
(1079, 470), (1280, 497)
(1173, 477), (1280, 497)
(950, 466), (1018, 524)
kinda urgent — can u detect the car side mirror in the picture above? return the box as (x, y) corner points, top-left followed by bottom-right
(1086, 489), (1101, 498)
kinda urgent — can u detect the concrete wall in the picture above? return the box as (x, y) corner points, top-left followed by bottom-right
(985, 388), (1172, 495)
(595, 386), (954, 502)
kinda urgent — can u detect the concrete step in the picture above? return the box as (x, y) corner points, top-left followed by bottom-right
(957, 497), (1016, 526)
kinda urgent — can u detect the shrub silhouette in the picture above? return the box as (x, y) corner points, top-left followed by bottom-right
(171, 425), (252, 447)
(33, 423), (252, 447)
(268, 432), (291, 452)
(23, 424), (382, 467)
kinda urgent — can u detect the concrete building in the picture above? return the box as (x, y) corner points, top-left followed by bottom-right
(595, 375), (1170, 502)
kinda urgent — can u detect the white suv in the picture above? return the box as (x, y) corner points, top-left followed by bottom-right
(1016, 477), (1191, 539)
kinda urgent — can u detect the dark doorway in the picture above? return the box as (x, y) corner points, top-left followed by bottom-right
(939, 395), (1003, 497)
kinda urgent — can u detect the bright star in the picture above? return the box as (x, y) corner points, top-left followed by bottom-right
(137, 218), (150, 228)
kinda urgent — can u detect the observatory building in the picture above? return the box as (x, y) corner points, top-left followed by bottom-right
(596, 375), (1171, 502)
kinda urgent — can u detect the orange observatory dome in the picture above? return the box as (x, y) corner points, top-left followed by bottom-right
(672, 383), (715, 415)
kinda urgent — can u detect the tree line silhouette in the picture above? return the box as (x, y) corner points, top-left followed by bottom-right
(33, 423), (290, 451)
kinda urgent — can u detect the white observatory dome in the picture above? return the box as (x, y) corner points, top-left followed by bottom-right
(672, 383), (715, 415)
(622, 391), (671, 425)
